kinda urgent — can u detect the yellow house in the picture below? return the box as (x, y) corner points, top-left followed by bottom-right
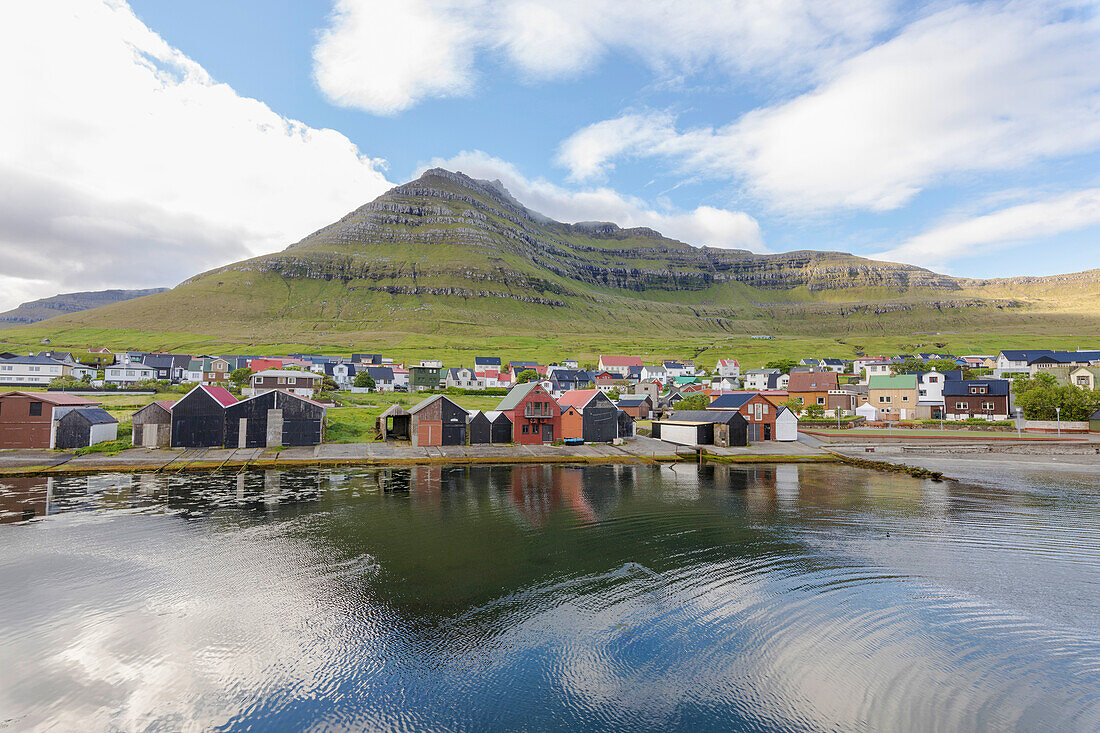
(867, 374), (918, 420)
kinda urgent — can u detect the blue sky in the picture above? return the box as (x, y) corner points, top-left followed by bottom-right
(1, 0), (1098, 309)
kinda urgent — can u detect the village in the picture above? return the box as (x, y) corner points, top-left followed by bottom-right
(1, 346), (1099, 457)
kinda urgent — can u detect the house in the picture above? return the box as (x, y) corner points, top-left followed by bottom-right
(104, 361), (156, 387)
(592, 372), (623, 394)
(200, 357), (232, 386)
(364, 366), (396, 391)
(170, 385), (237, 448)
(715, 359), (741, 378)
(322, 362), (356, 390)
(616, 394), (653, 419)
(774, 407), (799, 441)
(131, 400), (174, 447)
(707, 392), (778, 441)
(474, 356), (501, 371)
(39, 351), (97, 381)
(0, 355), (71, 386)
(409, 394), (467, 446)
(545, 369), (592, 395)
(183, 359), (204, 384)
(826, 389), (860, 415)
(142, 354), (192, 383)
(446, 367), (479, 390)
(561, 359), (579, 369)
(409, 364), (443, 391)
(353, 354), (385, 365)
(558, 389), (620, 443)
(0, 391), (97, 448)
(867, 375), (919, 421)
(663, 361), (695, 378)
(496, 382), (561, 444)
(224, 390), (326, 448)
(633, 381), (660, 403)
(508, 362), (547, 383)
(54, 407), (118, 449)
(943, 379), (1011, 420)
(651, 410), (747, 447)
(995, 350), (1053, 377)
(248, 358), (284, 373)
(249, 369), (322, 398)
(860, 359), (896, 382)
(474, 357), (509, 388)
(710, 376), (740, 391)
(1027, 350), (1100, 375)
(743, 368), (780, 391)
(1090, 407), (1100, 433)
(786, 371), (839, 409)
(597, 355), (643, 377)
(640, 365), (667, 381)
(392, 366), (410, 390)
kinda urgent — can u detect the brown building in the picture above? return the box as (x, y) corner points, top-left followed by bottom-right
(786, 371), (838, 409)
(409, 394), (467, 446)
(616, 394), (653, 419)
(0, 391), (97, 449)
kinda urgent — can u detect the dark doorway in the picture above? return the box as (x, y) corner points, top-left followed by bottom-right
(542, 424), (553, 442)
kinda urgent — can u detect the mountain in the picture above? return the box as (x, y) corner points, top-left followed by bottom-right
(5, 169), (1098, 355)
(0, 288), (167, 328)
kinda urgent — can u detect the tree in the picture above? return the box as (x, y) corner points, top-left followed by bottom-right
(765, 359), (798, 374)
(229, 367), (252, 388)
(353, 371), (376, 389)
(321, 376), (339, 392)
(804, 403), (826, 420)
(675, 393), (709, 410)
(1013, 373), (1100, 420)
(780, 397), (803, 415)
(607, 389), (620, 401)
(517, 369), (539, 383)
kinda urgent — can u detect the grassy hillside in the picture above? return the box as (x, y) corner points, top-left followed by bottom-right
(4, 169), (1097, 365)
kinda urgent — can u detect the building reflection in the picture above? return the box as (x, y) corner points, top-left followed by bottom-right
(0, 476), (52, 523)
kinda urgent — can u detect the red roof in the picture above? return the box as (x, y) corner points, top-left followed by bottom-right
(557, 389), (602, 408)
(600, 355), (643, 367)
(154, 400), (176, 411)
(201, 385), (238, 406)
(717, 359), (740, 367)
(0, 391), (96, 406)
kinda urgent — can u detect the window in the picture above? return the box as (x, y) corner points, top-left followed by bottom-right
(29, 401), (43, 416)
(817, 397), (825, 405)
(288, 378), (296, 385)
(879, 396), (891, 403)
(982, 402), (996, 411)
(956, 402), (966, 410)
(902, 396), (908, 401)
(522, 424), (529, 434)
(278, 377), (287, 385)
(929, 376), (938, 383)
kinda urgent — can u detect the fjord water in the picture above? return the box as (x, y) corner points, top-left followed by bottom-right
(1, 464), (1098, 732)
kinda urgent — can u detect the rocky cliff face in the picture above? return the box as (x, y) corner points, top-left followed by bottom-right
(0, 288), (167, 327)
(209, 168), (959, 297)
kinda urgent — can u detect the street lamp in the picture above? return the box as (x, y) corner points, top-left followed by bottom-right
(1056, 406), (1061, 437)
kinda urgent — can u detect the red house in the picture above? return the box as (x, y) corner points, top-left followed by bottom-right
(496, 382), (561, 444)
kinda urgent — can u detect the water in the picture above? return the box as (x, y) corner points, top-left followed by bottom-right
(1, 463), (1098, 732)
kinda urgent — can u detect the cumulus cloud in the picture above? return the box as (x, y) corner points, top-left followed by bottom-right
(557, 2), (1100, 212)
(313, 0), (895, 114)
(0, 1), (394, 311)
(422, 151), (763, 250)
(875, 188), (1100, 268)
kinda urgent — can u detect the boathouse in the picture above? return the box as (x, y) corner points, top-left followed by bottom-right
(131, 400), (174, 447)
(170, 385), (237, 448)
(223, 390), (327, 448)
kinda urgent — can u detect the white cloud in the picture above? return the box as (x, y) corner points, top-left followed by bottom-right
(422, 151), (763, 250)
(557, 2), (1100, 212)
(313, 0), (895, 114)
(875, 188), (1100, 268)
(0, 0), (394, 311)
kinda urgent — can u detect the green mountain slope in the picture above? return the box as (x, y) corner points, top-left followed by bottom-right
(5, 168), (1098, 359)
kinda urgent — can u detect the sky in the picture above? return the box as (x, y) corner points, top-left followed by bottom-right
(1, 0), (1098, 311)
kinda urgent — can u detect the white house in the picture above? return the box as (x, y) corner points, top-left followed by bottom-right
(859, 360), (895, 383)
(663, 361), (695, 378)
(248, 369), (322, 398)
(743, 369), (780, 391)
(598, 356), (643, 377)
(640, 365), (667, 381)
(323, 362), (356, 390)
(0, 355), (70, 386)
(104, 362), (156, 386)
(916, 370), (949, 403)
(560, 359), (579, 369)
(392, 366), (409, 390)
(715, 359), (741, 378)
(361, 366), (395, 392)
(446, 367), (479, 389)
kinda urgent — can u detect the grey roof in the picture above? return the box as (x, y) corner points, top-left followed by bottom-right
(62, 407), (117, 425)
(474, 356), (501, 366)
(943, 379), (1010, 396)
(0, 354), (67, 365)
(662, 409), (744, 424)
(365, 366), (394, 380)
(616, 395), (651, 405)
(999, 349), (1052, 361)
(496, 382), (541, 411)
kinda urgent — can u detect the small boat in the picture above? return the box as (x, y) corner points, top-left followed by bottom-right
(563, 437), (585, 446)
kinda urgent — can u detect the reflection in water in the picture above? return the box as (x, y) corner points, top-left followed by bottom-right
(0, 464), (1098, 731)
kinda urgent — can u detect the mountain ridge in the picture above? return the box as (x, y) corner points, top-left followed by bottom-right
(6, 168), (1098, 348)
(0, 288), (168, 328)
